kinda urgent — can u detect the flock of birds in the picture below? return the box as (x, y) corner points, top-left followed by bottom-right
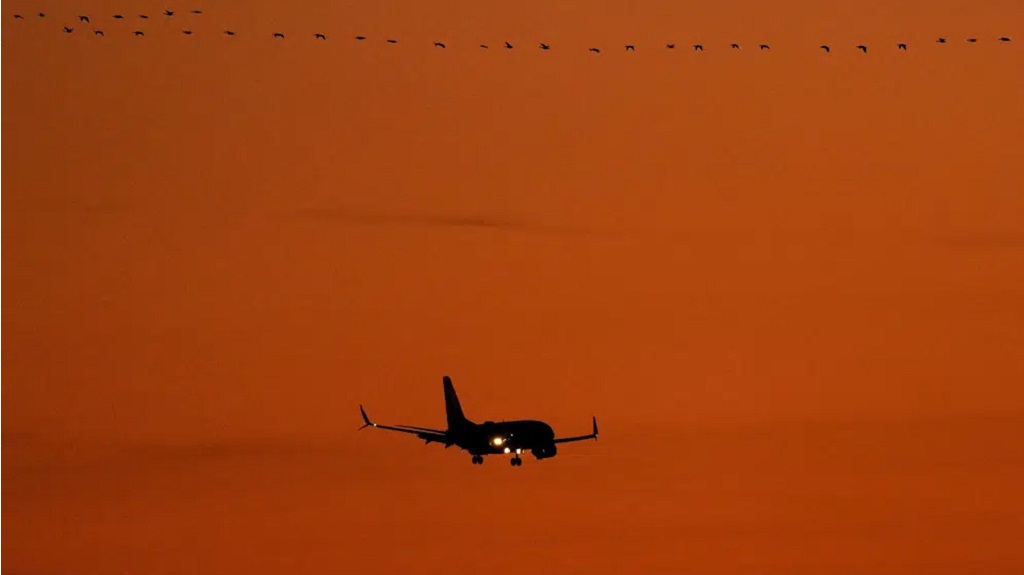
(11, 11), (1015, 53)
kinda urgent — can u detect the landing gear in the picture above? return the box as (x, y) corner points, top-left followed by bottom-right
(510, 456), (522, 466)
(471, 455), (483, 465)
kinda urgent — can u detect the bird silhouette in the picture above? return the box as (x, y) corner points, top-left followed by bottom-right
(62, 26), (73, 33)
(94, 30), (104, 36)
(225, 30), (236, 36)
(434, 42), (446, 48)
(164, 10), (174, 17)
(856, 44), (867, 52)
(589, 47), (601, 53)
(273, 32), (284, 38)
(693, 44), (703, 51)
(38, 12), (45, 18)
(820, 45), (830, 52)
(666, 43), (675, 49)
(138, 14), (149, 19)
(355, 35), (366, 40)
(480, 44), (488, 49)
(182, 30), (193, 35)
(731, 43), (740, 49)
(79, 15), (89, 23)
(967, 38), (977, 43)
(898, 43), (907, 50)
(386, 39), (397, 43)
(505, 41), (513, 49)
(999, 37), (1011, 42)
(315, 33), (327, 40)
(539, 43), (550, 50)
(937, 37), (946, 43)
(134, 30), (144, 36)
(113, 14), (124, 19)
(191, 10), (202, 15)
(625, 45), (635, 51)
(759, 44), (770, 50)
(14, 14), (24, 19)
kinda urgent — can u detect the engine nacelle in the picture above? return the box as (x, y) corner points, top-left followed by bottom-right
(532, 444), (557, 460)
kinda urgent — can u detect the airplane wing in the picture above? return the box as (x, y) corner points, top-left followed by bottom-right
(359, 405), (449, 443)
(553, 416), (599, 444)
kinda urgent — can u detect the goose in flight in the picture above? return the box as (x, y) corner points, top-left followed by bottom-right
(967, 38), (977, 43)
(936, 37), (946, 43)
(731, 43), (740, 49)
(666, 43), (675, 49)
(856, 44), (867, 52)
(693, 44), (703, 51)
(13, 14), (24, 19)
(898, 43), (907, 50)
(273, 32), (284, 39)
(134, 30), (144, 36)
(94, 30), (104, 36)
(182, 30), (193, 35)
(589, 47), (601, 53)
(62, 26), (73, 33)
(164, 10), (174, 17)
(386, 39), (397, 43)
(505, 41), (513, 49)
(315, 33), (327, 40)
(759, 44), (770, 50)
(539, 43), (550, 50)
(820, 45), (830, 52)
(39, 12), (46, 17)
(434, 41), (446, 48)
(355, 35), (366, 40)
(999, 37), (1011, 42)
(625, 44), (635, 51)
(138, 14), (149, 19)
(191, 10), (202, 15)
(225, 30), (236, 36)
(113, 14), (124, 19)
(480, 44), (488, 49)
(79, 15), (90, 23)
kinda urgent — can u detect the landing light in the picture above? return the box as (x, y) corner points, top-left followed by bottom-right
(503, 447), (511, 454)
(492, 437), (504, 446)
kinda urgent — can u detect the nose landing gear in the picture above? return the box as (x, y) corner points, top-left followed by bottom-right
(471, 455), (484, 465)
(510, 456), (522, 466)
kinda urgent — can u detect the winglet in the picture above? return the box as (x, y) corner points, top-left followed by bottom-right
(359, 405), (375, 430)
(593, 416), (599, 440)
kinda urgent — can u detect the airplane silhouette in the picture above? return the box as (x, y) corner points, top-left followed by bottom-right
(359, 376), (598, 466)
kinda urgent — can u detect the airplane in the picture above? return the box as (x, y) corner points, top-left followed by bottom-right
(359, 376), (598, 466)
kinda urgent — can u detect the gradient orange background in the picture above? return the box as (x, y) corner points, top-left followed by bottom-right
(4, 1), (1024, 573)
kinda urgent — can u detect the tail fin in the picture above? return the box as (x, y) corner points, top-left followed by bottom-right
(443, 376), (469, 430)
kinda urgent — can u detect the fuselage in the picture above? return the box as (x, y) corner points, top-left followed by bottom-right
(452, 419), (558, 459)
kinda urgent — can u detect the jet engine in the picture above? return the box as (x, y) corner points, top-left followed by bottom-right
(532, 444), (557, 460)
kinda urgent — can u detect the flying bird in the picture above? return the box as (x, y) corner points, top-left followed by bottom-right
(164, 10), (174, 17)
(856, 44), (867, 52)
(134, 30), (144, 36)
(191, 10), (202, 15)
(225, 30), (236, 36)
(504, 41), (513, 49)
(731, 43), (740, 49)
(315, 33), (327, 40)
(693, 44), (703, 51)
(937, 37), (946, 43)
(138, 14), (149, 19)
(666, 43), (675, 49)
(999, 37), (1011, 42)
(589, 47), (601, 53)
(113, 14), (124, 19)
(898, 43), (907, 50)
(355, 35), (366, 40)
(182, 30), (193, 35)
(94, 30), (104, 36)
(273, 32), (284, 39)
(386, 39), (397, 44)
(820, 45), (830, 52)
(62, 26), (73, 33)
(625, 45), (635, 51)
(967, 38), (977, 43)
(434, 41), (446, 48)
(479, 44), (488, 49)
(38, 12), (45, 17)
(13, 14), (24, 19)
(79, 15), (90, 23)
(759, 44), (770, 50)
(539, 43), (550, 50)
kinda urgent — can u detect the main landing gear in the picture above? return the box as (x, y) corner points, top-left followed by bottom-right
(471, 455), (484, 465)
(510, 456), (522, 466)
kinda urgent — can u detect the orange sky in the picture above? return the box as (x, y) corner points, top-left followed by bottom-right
(4, 1), (1023, 573)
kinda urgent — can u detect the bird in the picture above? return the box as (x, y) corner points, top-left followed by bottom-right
(820, 44), (830, 52)
(898, 43), (907, 50)
(759, 44), (770, 50)
(589, 47), (601, 53)
(134, 30), (144, 36)
(225, 30), (236, 36)
(693, 44), (703, 51)
(164, 10), (174, 17)
(79, 15), (90, 23)
(625, 44), (635, 51)
(386, 39), (397, 44)
(479, 44), (488, 49)
(731, 43), (740, 49)
(434, 41), (446, 48)
(13, 14), (24, 19)
(967, 38), (977, 43)
(937, 37), (946, 43)
(113, 14), (124, 19)
(273, 32), (284, 39)
(315, 33), (327, 40)
(856, 44), (867, 52)
(355, 35), (366, 40)
(38, 12), (45, 18)
(182, 30), (193, 35)
(999, 37), (1011, 42)
(191, 10), (202, 15)
(138, 14), (149, 19)
(504, 41), (513, 49)
(539, 43), (550, 50)
(666, 43), (675, 49)
(94, 30), (104, 36)
(62, 26), (73, 33)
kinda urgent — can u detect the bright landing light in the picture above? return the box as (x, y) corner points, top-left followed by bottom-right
(492, 437), (504, 446)
(503, 447), (511, 454)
